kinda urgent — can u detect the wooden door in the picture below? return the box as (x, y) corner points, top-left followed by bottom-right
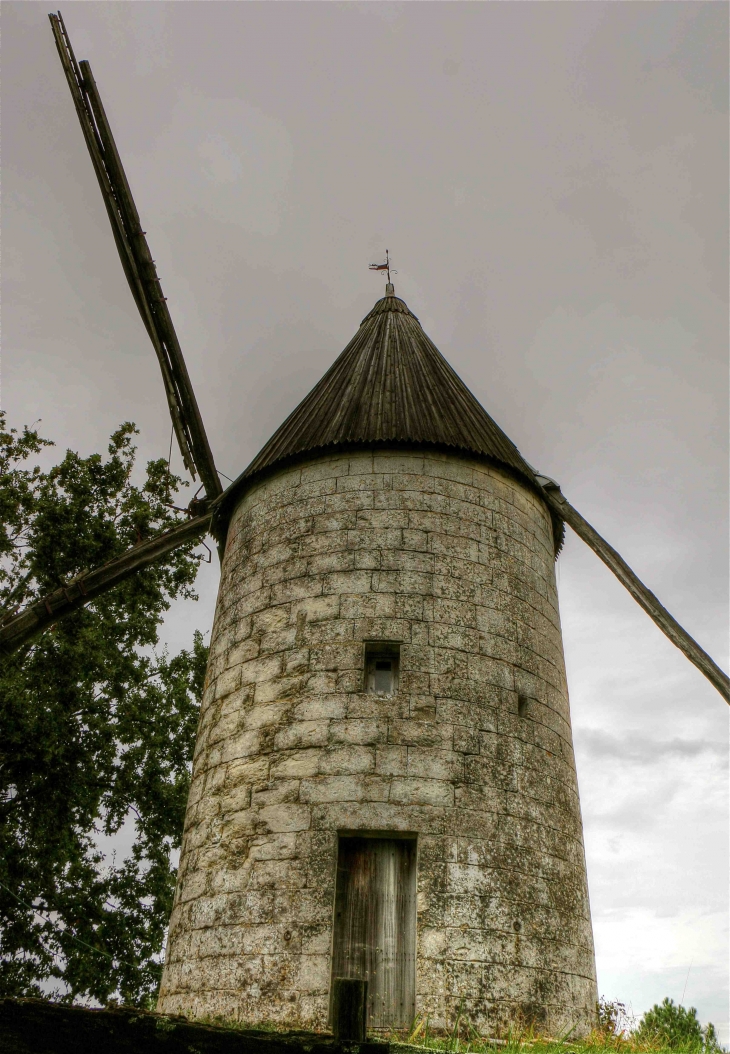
(331, 837), (417, 1029)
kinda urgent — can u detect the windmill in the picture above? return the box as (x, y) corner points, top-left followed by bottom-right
(2, 12), (726, 709)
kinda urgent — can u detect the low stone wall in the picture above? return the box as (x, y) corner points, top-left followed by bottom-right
(0, 998), (388, 1054)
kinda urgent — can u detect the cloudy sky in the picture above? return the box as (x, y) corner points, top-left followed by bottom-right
(3, 0), (728, 1038)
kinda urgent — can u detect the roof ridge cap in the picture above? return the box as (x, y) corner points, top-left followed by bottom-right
(361, 295), (420, 326)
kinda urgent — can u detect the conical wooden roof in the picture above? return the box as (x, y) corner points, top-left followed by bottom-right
(218, 290), (556, 541)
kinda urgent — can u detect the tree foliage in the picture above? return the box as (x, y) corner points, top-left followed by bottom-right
(636, 999), (721, 1052)
(0, 415), (208, 1006)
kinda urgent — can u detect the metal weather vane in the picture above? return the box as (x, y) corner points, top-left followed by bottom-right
(369, 249), (397, 285)
(1, 13), (728, 707)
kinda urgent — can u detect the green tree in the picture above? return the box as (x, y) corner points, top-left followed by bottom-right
(637, 999), (722, 1052)
(0, 414), (208, 1007)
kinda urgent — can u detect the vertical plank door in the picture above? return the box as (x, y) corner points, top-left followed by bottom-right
(331, 837), (417, 1029)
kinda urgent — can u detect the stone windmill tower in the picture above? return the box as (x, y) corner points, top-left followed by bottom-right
(155, 282), (598, 1036)
(9, 15), (725, 1042)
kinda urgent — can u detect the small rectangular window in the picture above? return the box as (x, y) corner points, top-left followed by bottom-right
(364, 642), (400, 695)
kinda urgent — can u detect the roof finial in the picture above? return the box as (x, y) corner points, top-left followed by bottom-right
(369, 248), (397, 295)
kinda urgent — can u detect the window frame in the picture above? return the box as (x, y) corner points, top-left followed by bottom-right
(363, 641), (401, 696)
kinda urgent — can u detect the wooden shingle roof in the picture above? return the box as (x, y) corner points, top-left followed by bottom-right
(218, 290), (560, 545)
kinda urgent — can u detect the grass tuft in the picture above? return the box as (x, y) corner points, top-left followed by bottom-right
(382, 999), (725, 1054)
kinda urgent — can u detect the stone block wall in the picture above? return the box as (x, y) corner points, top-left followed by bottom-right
(156, 449), (597, 1036)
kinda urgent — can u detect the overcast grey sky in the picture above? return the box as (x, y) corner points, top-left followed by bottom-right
(3, 0), (728, 1038)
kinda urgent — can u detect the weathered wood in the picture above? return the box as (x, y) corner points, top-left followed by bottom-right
(79, 58), (222, 502)
(331, 838), (416, 1030)
(332, 979), (368, 1044)
(47, 14), (191, 474)
(0, 513), (211, 655)
(48, 13), (222, 502)
(227, 294), (542, 536)
(48, 16), (159, 349)
(540, 482), (730, 703)
(79, 54), (198, 480)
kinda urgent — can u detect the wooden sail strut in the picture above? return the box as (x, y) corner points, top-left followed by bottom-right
(539, 482), (730, 704)
(48, 11), (222, 503)
(3, 477), (727, 704)
(0, 513), (212, 655)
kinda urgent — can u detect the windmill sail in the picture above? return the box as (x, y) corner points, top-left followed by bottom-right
(539, 481), (729, 702)
(17, 28), (729, 705)
(4, 473), (727, 703)
(48, 12), (222, 502)
(0, 512), (212, 654)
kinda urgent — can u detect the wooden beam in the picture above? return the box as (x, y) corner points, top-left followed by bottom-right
(47, 13), (195, 479)
(0, 513), (211, 655)
(540, 482), (730, 704)
(79, 59), (222, 502)
(48, 12), (222, 502)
